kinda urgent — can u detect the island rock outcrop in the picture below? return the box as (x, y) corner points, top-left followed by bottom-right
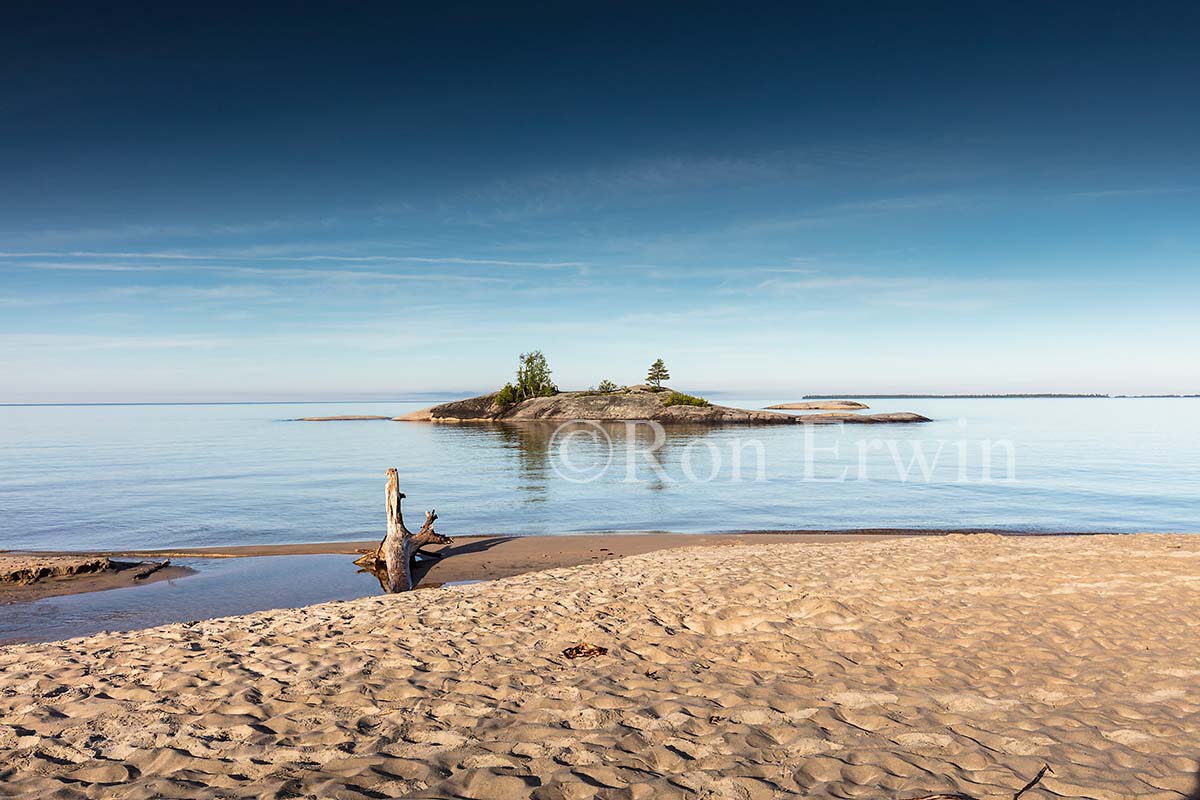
(396, 387), (929, 425)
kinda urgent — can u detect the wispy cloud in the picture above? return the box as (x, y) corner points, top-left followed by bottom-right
(0, 251), (587, 269)
(8, 261), (174, 272)
(444, 153), (810, 225)
(725, 271), (1051, 312)
(1057, 187), (1192, 200)
(1, 260), (519, 286)
(0, 333), (236, 351)
(0, 284), (279, 307)
(156, 285), (278, 300)
(0, 217), (351, 248)
(752, 275), (911, 291)
(736, 194), (969, 234)
(191, 266), (512, 284)
(470, 154), (792, 200)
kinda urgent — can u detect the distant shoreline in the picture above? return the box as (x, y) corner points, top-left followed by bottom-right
(0, 398), (469, 408)
(804, 393), (1199, 399)
(5, 393), (1197, 407)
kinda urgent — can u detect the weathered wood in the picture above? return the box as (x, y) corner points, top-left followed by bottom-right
(353, 469), (452, 592)
(132, 559), (170, 581)
(381, 469), (409, 591)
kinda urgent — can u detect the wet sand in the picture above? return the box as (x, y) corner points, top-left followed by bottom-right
(0, 559), (193, 605)
(116, 531), (918, 576)
(1, 530), (1092, 604)
(2, 531), (921, 604)
(0, 533), (1196, 797)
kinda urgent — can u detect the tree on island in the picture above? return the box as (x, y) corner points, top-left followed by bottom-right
(496, 350), (558, 405)
(646, 358), (670, 388)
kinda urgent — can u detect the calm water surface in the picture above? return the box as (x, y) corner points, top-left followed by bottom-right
(0, 555), (384, 643)
(1, 397), (1197, 553)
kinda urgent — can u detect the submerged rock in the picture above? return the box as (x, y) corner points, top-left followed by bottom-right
(791, 411), (932, 424)
(766, 400), (870, 410)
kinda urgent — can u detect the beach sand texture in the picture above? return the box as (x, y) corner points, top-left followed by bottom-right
(0, 534), (1197, 798)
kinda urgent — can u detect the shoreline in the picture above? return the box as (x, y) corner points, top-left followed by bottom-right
(3, 532), (907, 604)
(17, 525), (1103, 559)
(0, 528), (1114, 606)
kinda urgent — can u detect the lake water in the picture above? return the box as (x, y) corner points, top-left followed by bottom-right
(0, 555), (379, 643)
(0, 397), (1197, 552)
(0, 550), (484, 644)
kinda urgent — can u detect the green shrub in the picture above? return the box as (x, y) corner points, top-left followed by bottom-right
(495, 351), (558, 406)
(596, 379), (618, 392)
(494, 383), (519, 406)
(661, 391), (709, 407)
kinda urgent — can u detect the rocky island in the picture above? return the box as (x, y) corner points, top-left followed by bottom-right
(301, 355), (931, 425)
(395, 386), (929, 425)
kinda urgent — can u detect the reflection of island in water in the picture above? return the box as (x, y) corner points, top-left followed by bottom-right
(493, 423), (552, 498)
(490, 421), (731, 495)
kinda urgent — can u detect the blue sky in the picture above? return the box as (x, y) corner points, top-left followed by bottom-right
(2, 2), (1198, 401)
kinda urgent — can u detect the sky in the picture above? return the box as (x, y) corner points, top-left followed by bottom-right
(2, 1), (1198, 402)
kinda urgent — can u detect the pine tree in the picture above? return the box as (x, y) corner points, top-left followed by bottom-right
(646, 358), (670, 388)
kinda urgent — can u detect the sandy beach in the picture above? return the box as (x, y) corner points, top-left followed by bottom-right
(1, 533), (1197, 798)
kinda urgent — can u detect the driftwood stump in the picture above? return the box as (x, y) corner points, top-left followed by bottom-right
(353, 469), (452, 592)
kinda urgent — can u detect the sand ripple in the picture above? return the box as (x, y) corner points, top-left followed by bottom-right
(1, 534), (1198, 798)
